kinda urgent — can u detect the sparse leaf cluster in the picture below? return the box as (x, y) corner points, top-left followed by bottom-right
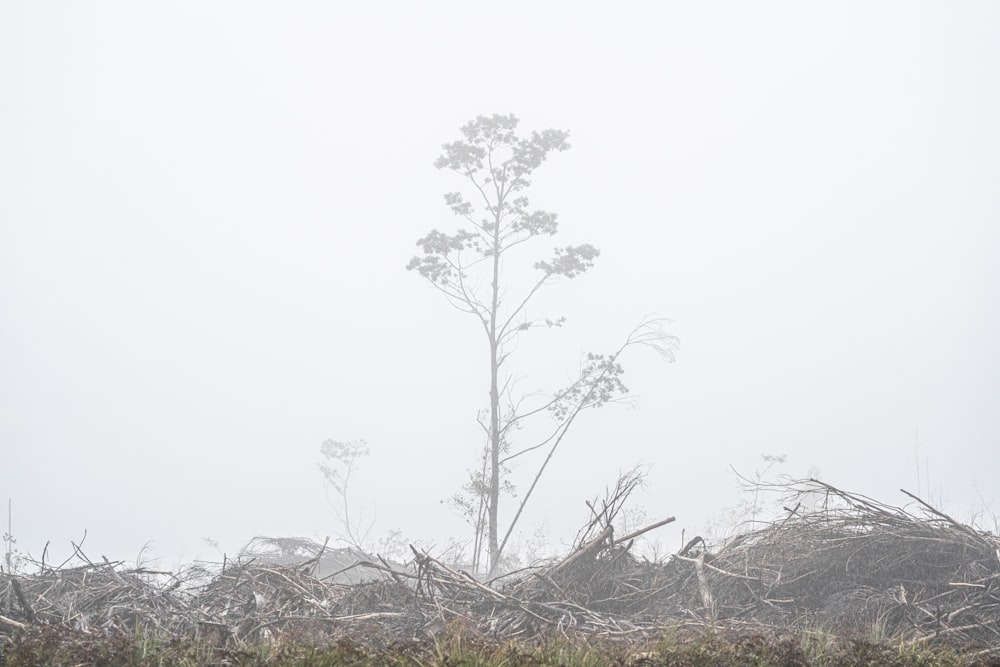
(550, 353), (627, 420)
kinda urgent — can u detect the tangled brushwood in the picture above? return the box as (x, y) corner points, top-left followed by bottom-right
(1, 480), (999, 659)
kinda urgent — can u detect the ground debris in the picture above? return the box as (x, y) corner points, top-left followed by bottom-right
(2, 480), (999, 659)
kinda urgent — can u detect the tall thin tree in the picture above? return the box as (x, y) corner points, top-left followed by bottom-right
(409, 114), (676, 573)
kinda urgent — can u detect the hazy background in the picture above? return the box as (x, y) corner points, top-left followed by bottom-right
(2, 2), (998, 567)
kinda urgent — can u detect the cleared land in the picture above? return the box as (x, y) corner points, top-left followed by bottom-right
(2, 480), (999, 666)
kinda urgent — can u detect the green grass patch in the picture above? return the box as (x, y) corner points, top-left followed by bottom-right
(1, 625), (995, 667)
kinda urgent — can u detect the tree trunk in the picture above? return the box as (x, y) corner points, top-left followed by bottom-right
(487, 210), (502, 574)
(488, 338), (500, 573)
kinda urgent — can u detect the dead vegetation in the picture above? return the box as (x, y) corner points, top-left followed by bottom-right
(2, 479), (999, 660)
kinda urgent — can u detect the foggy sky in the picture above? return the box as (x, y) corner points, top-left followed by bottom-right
(1, 1), (998, 567)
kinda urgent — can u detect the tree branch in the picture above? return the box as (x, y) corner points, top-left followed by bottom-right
(498, 274), (551, 341)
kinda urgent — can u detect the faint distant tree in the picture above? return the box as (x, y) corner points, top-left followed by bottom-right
(713, 454), (789, 538)
(318, 439), (373, 550)
(3, 498), (24, 574)
(408, 114), (678, 574)
(741, 453), (788, 526)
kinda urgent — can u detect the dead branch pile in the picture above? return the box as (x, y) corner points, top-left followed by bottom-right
(651, 480), (1000, 651)
(407, 521), (675, 641)
(0, 555), (189, 637)
(2, 479), (999, 656)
